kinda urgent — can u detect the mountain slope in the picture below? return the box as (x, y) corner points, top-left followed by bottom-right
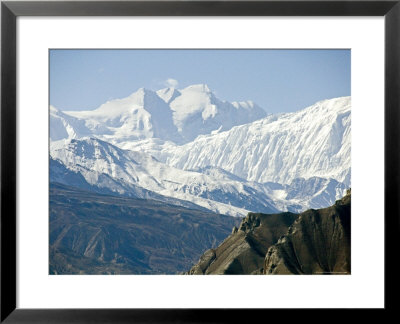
(65, 88), (182, 144)
(153, 96), (351, 186)
(50, 157), (211, 212)
(283, 177), (348, 210)
(49, 183), (239, 274)
(264, 189), (351, 274)
(50, 138), (280, 217)
(187, 190), (351, 274)
(50, 106), (93, 141)
(50, 94), (351, 214)
(187, 212), (297, 274)
(164, 84), (267, 142)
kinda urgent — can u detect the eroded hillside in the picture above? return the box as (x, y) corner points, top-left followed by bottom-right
(188, 190), (351, 275)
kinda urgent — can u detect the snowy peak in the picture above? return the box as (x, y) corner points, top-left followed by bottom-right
(127, 87), (171, 106)
(93, 87), (167, 116)
(182, 83), (211, 93)
(156, 87), (181, 104)
(170, 83), (218, 121)
(167, 84), (268, 142)
(63, 87), (182, 144)
(53, 84), (268, 145)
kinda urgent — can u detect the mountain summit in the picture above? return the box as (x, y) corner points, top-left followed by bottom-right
(168, 84), (267, 142)
(64, 87), (181, 144)
(52, 84), (268, 145)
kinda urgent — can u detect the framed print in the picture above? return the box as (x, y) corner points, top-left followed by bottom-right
(1, 0), (399, 322)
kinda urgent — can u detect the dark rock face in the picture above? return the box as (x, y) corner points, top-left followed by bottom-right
(187, 212), (297, 274)
(188, 190), (351, 275)
(49, 183), (239, 274)
(264, 190), (351, 274)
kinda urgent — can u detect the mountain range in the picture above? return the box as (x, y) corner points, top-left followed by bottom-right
(50, 84), (351, 217)
(52, 84), (267, 145)
(50, 138), (278, 217)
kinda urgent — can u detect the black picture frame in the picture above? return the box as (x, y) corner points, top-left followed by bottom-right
(1, 0), (399, 322)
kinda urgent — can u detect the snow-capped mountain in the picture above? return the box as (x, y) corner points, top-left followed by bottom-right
(52, 84), (268, 145)
(50, 105), (92, 141)
(63, 88), (182, 144)
(284, 177), (348, 210)
(49, 156), (214, 212)
(49, 87), (351, 216)
(50, 138), (280, 217)
(148, 96), (351, 186)
(157, 84), (267, 142)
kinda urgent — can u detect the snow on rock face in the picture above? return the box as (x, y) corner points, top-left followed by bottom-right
(50, 91), (351, 215)
(64, 88), (182, 144)
(53, 84), (268, 145)
(156, 87), (182, 104)
(50, 138), (161, 192)
(50, 105), (92, 141)
(284, 177), (348, 210)
(50, 138), (281, 217)
(154, 96), (351, 186)
(167, 84), (267, 142)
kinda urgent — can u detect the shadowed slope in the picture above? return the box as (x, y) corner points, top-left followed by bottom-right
(264, 190), (351, 274)
(187, 212), (297, 274)
(50, 183), (239, 274)
(187, 190), (351, 275)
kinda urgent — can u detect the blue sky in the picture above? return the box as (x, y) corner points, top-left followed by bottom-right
(50, 49), (350, 113)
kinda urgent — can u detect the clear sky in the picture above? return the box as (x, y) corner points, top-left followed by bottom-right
(50, 49), (350, 113)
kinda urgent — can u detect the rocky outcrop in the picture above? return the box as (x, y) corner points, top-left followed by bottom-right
(264, 189), (351, 274)
(188, 190), (351, 275)
(187, 212), (297, 274)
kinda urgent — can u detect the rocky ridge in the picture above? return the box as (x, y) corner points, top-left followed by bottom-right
(187, 189), (351, 275)
(187, 212), (297, 274)
(264, 189), (351, 274)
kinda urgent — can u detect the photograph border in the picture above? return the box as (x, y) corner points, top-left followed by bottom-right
(1, 0), (399, 322)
